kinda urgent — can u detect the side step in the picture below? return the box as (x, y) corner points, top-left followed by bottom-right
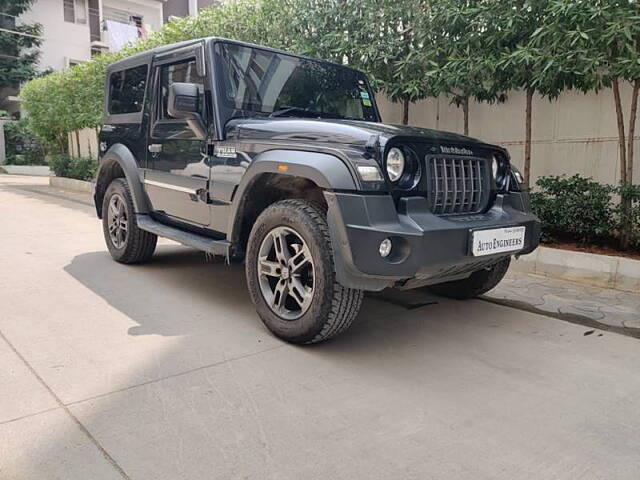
(136, 215), (230, 257)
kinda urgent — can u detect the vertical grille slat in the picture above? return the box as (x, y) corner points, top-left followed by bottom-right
(427, 155), (488, 215)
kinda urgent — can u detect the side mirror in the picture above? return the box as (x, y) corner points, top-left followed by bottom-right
(167, 82), (207, 140)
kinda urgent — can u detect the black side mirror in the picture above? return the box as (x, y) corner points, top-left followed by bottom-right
(167, 82), (207, 140)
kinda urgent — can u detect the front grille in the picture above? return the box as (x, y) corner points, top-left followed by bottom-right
(427, 156), (489, 215)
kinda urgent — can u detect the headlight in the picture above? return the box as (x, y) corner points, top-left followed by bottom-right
(386, 147), (405, 182)
(491, 154), (508, 190)
(509, 164), (525, 190)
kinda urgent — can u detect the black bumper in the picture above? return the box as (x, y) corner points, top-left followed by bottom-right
(325, 191), (541, 291)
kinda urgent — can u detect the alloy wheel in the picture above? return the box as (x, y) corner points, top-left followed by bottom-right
(257, 226), (315, 320)
(107, 193), (128, 249)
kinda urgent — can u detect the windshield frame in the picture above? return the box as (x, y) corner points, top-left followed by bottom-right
(209, 39), (381, 134)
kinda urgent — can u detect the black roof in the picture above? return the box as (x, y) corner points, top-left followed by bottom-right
(106, 37), (367, 77)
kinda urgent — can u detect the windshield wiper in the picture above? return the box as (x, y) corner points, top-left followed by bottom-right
(269, 106), (343, 119)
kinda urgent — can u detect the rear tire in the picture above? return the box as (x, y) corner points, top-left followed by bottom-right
(427, 257), (510, 299)
(102, 178), (157, 264)
(245, 199), (363, 344)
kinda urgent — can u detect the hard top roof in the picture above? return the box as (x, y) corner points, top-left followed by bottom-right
(105, 37), (367, 77)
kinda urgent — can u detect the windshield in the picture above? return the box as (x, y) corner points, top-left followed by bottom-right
(214, 42), (379, 122)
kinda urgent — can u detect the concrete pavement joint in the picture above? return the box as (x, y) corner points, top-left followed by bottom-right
(64, 344), (286, 408)
(0, 406), (62, 426)
(0, 328), (132, 480)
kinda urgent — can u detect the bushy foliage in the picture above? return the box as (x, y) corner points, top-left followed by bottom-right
(50, 154), (97, 181)
(616, 184), (640, 248)
(4, 118), (47, 165)
(531, 175), (616, 244)
(0, 0), (42, 91)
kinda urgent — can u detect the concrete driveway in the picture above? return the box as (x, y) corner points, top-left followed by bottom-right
(1, 174), (639, 480)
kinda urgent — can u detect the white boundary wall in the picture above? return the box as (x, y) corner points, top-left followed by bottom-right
(68, 128), (100, 159)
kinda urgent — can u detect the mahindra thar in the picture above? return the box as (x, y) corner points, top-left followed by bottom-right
(93, 38), (540, 344)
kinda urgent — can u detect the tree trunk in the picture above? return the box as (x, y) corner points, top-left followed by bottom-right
(402, 98), (410, 125)
(628, 79), (639, 188)
(462, 96), (469, 136)
(619, 79), (640, 249)
(612, 77), (627, 185)
(57, 133), (66, 154)
(75, 131), (81, 158)
(524, 89), (533, 188)
(613, 77), (631, 248)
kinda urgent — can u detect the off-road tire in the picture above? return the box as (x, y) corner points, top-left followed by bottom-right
(246, 199), (363, 344)
(102, 178), (157, 264)
(427, 257), (511, 300)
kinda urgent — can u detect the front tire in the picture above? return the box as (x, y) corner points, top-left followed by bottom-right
(102, 178), (157, 264)
(427, 257), (511, 299)
(245, 200), (363, 344)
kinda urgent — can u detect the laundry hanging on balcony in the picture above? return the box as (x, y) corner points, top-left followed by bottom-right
(105, 20), (139, 52)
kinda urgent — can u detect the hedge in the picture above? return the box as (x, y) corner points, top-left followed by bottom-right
(50, 154), (97, 181)
(531, 174), (640, 248)
(4, 118), (47, 165)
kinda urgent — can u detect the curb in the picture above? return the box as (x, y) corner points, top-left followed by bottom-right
(2, 165), (51, 176)
(512, 246), (640, 293)
(50, 176), (93, 193)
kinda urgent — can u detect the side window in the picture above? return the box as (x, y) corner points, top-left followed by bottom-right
(108, 65), (148, 115)
(159, 59), (205, 120)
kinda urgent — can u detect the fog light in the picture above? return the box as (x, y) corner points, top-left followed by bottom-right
(379, 238), (392, 258)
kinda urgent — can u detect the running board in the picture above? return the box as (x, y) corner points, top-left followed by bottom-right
(136, 215), (230, 257)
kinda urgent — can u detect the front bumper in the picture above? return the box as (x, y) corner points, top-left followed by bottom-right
(325, 191), (541, 291)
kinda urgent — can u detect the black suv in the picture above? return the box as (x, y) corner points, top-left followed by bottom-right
(94, 38), (540, 344)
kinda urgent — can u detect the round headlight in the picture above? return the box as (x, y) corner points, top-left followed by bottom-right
(492, 154), (509, 190)
(386, 148), (405, 182)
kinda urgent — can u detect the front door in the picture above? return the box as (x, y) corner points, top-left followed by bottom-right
(145, 52), (211, 226)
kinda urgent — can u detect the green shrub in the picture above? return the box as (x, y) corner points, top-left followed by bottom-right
(50, 154), (97, 181)
(530, 174), (616, 244)
(4, 118), (47, 165)
(616, 183), (640, 248)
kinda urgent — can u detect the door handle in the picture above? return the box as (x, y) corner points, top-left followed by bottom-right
(148, 144), (162, 153)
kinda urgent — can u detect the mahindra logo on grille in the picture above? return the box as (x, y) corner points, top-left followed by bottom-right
(440, 146), (474, 156)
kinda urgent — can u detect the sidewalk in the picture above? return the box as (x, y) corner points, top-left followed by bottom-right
(3, 173), (638, 338)
(483, 272), (640, 338)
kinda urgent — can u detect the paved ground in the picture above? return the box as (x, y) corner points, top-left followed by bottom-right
(486, 272), (640, 337)
(1, 174), (640, 480)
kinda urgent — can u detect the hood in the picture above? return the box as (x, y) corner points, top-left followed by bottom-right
(227, 118), (494, 151)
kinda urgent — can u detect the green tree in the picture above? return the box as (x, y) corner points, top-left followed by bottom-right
(535, 0), (640, 247)
(0, 0), (41, 113)
(491, 0), (582, 187)
(422, 0), (505, 136)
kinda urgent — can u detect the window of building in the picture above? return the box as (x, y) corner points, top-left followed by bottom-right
(103, 7), (143, 27)
(159, 59), (205, 119)
(108, 65), (148, 115)
(64, 0), (88, 24)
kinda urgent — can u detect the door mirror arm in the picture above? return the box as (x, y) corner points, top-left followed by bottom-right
(167, 82), (207, 140)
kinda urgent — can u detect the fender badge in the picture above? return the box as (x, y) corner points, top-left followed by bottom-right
(214, 146), (237, 158)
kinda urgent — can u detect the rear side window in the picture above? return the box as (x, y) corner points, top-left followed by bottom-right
(108, 65), (148, 115)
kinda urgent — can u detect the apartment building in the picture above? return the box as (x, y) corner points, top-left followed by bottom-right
(21, 0), (165, 72)
(163, 0), (220, 22)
